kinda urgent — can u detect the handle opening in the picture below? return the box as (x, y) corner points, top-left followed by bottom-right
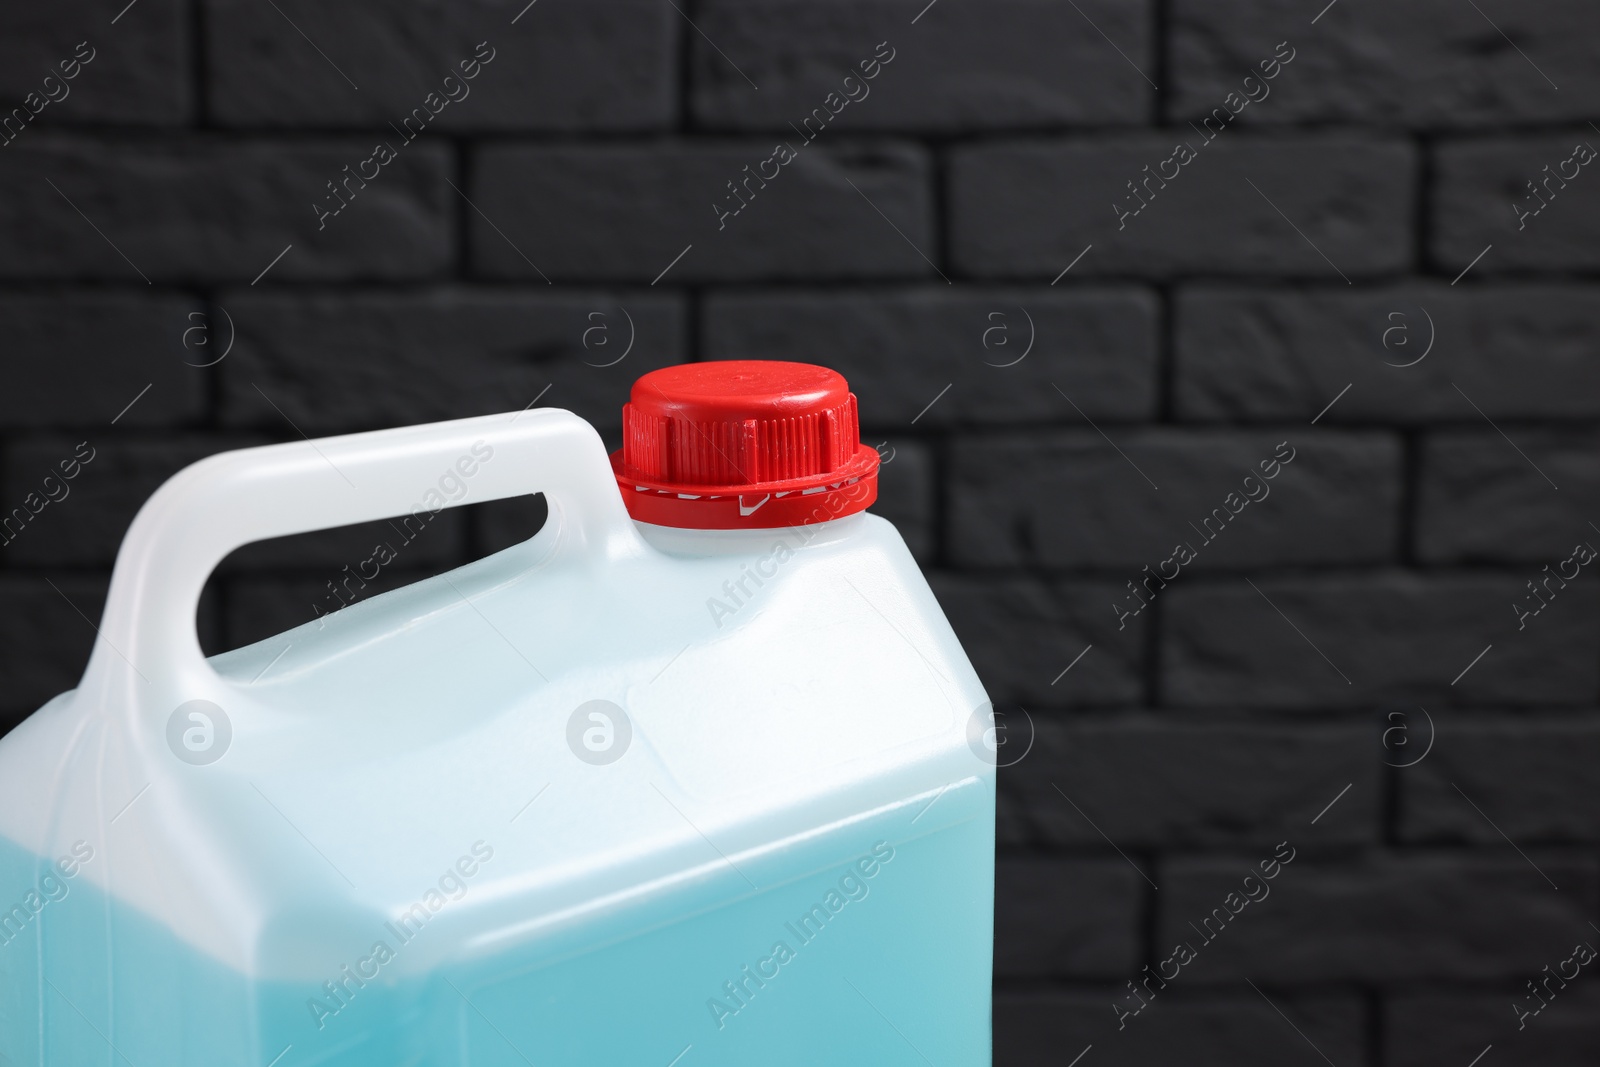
(206, 493), (550, 656)
(77, 409), (639, 726)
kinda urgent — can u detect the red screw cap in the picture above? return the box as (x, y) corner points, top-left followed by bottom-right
(610, 360), (880, 529)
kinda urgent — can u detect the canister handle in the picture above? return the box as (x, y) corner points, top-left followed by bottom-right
(80, 408), (637, 723)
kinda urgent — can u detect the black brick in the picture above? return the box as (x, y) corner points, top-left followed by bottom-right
(216, 290), (686, 433)
(0, 136), (451, 282)
(1418, 429), (1599, 563)
(470, 142), (935, 282)
(1171, 0), (1596, 128)
(1433, 134), (1600, 274)
(0, 1), (189, 127)
(704, 287), (1159, 425)
(1005, 716), (1378, 849)
(1163, 573), (1600, 709)
(1401, 715), (1600, 843)
(995, 769), (1031, 851)
(949, 429), (1400, 569)
(1388, 989), (1600, 1067)
(927, 574), (1143, 707)
(205, 0), (673, 131)
(995, 992), (1366, 1067)
(1175, 284), (1600, 423)
(1159, 853), (1599, 985)
(691, 0), (1153, 131)
(994, 858), (1142, 980)
(950, 135), (1412, 279)
(0, 292), (206, 428)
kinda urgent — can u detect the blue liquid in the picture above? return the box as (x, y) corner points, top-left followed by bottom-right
(0, 783), (993, 1066)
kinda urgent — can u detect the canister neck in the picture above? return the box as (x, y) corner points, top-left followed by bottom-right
(631, 513), (867, 557)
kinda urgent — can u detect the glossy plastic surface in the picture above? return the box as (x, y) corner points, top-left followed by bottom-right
(0, 408), (995, 1065)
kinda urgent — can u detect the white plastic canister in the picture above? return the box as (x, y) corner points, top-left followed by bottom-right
(0, 360), (996, 1066)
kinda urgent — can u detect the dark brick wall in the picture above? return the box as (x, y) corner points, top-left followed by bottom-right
(3, 1), (1599, 1062)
